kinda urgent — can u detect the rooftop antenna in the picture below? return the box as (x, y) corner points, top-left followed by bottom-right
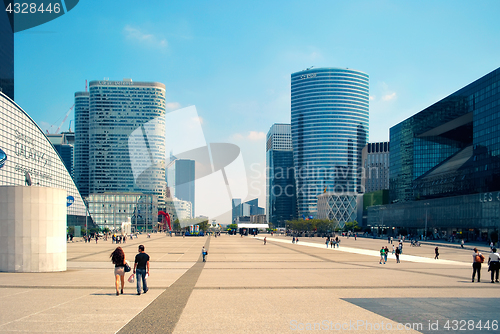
(85, 79), (87, 92)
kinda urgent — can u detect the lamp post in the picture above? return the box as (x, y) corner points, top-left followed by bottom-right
(424, 202), (430, 241)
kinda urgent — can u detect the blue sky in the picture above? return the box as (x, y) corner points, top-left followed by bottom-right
(14, 0), (500, 210)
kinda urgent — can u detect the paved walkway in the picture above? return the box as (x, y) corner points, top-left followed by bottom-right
(0, 233), (497, 333)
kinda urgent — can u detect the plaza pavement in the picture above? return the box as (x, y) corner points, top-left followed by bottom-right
(0, 233), (498, 333)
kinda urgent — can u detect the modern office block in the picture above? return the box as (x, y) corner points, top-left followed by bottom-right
(361, 142), (390, 193)
(291, 68), (369, 218)
(75, 79), (166, 198)
(47, 132), (75, 178)
(166, 159), (195, 217)
(371, 67), (500, 240)
(0, 7), (13, 100)
(232, 198), (265, 223)
(266, 123), (296, 227)
(74, 91), (90, 197)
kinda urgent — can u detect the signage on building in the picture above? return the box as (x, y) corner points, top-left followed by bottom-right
(0, 148), (6, 168)
(67, 196), (74, 207)
(479, 192), (500, 203)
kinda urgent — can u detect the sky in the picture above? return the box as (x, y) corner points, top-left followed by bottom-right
(13, 0), (500, 222)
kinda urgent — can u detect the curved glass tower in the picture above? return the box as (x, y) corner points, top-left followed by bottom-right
(291, 68), (369, 217)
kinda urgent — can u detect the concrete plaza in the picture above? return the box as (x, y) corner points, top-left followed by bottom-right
(0, 233), (498, 333)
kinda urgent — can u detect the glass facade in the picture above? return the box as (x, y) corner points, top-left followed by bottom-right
(390, 67), (500, 203)
(367, 192), (500, 241)
(317, 192), (359, 226)
(166, 159), (195, 217)
(362, 142), (390, 193)
(0, 6), (14, 100)
(75, 80), (166, 198)
(266, 123), (296, 227)
(88, 192), (157, 232)
(371, 67), (500, 240)
(0, 92), (86, 225)
(74, 91), (90, 197)
(291, 68), (369, 217)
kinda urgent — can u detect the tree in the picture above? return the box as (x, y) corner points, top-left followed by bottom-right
(198, 220), (209, 232)
(173, 219), (181, 230)
(343, 221), (361, 232)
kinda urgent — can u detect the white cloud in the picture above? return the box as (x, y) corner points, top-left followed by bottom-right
(231, 131), (266, 141)
(369, 95), (376, 101)
(382, 92), (397, 101)
(124, 25), (167, 49)
(248, 131), (266, 141)
(191, 116), (203, 125)
(166, 102), (181, 110)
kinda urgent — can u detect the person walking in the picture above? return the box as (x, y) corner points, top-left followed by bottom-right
(202, 246), (207, 262)
(488, 248), (499, 283)
(461, 239), (465, 249)
(434, 247), (439, 260)
(384, 246), (389, 263)
(325, 238), (329, 248)
(392, 245), (395, 255)
(292, 236), (295, 244)
(110, 247), (127, 296)
(472, 247), (484, 282)
(379, 247), (386, 264)
(398, 242), (403, 254)
(264, 237), (267, 245)
(395, 246), (401, 263)
(133, 245), (150, 295)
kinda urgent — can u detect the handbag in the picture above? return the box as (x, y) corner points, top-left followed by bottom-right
(128, 274), (135, 283)
(124, 261), (132, 272)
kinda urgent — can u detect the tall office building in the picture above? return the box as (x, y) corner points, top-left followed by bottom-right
(74, 79), (166, 198)
(266, 123), (296, 227)
(47, 132), (75, 178)
(166, 159), (195, 217)
(74, 91), (90, 197)
(361, 142), (390, 193)
(368, 67), (500, 240)
(291, 68), (369, 218)
(0, 6), (14, 100)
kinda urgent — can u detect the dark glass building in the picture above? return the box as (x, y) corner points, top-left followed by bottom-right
(266, 124), (296, 227)
(166, 159), (195, 217)
(370, 68), (500, 241)
(0, 6), (14, 100)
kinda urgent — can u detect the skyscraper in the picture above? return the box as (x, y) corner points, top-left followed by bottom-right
(166, 159), (195, 217)
(291, 68), (369, 218)
(74, 91), (90, 197)
(266, 123), (296, 227)
(74, 79), (166, 198)
(0, 6), (14, 100)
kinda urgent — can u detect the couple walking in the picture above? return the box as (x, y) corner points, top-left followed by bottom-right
(110, 245), (150, 295)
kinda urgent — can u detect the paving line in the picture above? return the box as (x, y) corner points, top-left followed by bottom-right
(257, 237), (470, 266)
(117, 237), (210, 334)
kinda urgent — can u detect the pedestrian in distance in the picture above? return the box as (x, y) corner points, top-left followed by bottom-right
(461, 239), (465, 249)
(395, 246), (400, 263)
(325, 238), (329, 248)
(379, 247), (386, 264)
(384, 246), (389, 263)
(472, 247), (484, 282)
(292, 236), (295, 244)
(488, 247), (499, 283)
(133, 245), (150, 295)
(110, 247), (127, 296)
(392, 245), (395, 255)
(434, 247), (439, 259)
(264, 237), (267, 245)
(398, 242), (403, 254)
(330, 239), (334, 248)
(202, 246), (208, 262)
(296, 237), (299, 244)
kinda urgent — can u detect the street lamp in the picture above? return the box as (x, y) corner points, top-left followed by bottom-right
(424, 202), (430, 241)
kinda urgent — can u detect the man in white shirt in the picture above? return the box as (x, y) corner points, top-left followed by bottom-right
(488, 248), (499, 283)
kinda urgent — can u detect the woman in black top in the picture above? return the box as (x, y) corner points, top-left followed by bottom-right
(110, 247), (127, 295)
